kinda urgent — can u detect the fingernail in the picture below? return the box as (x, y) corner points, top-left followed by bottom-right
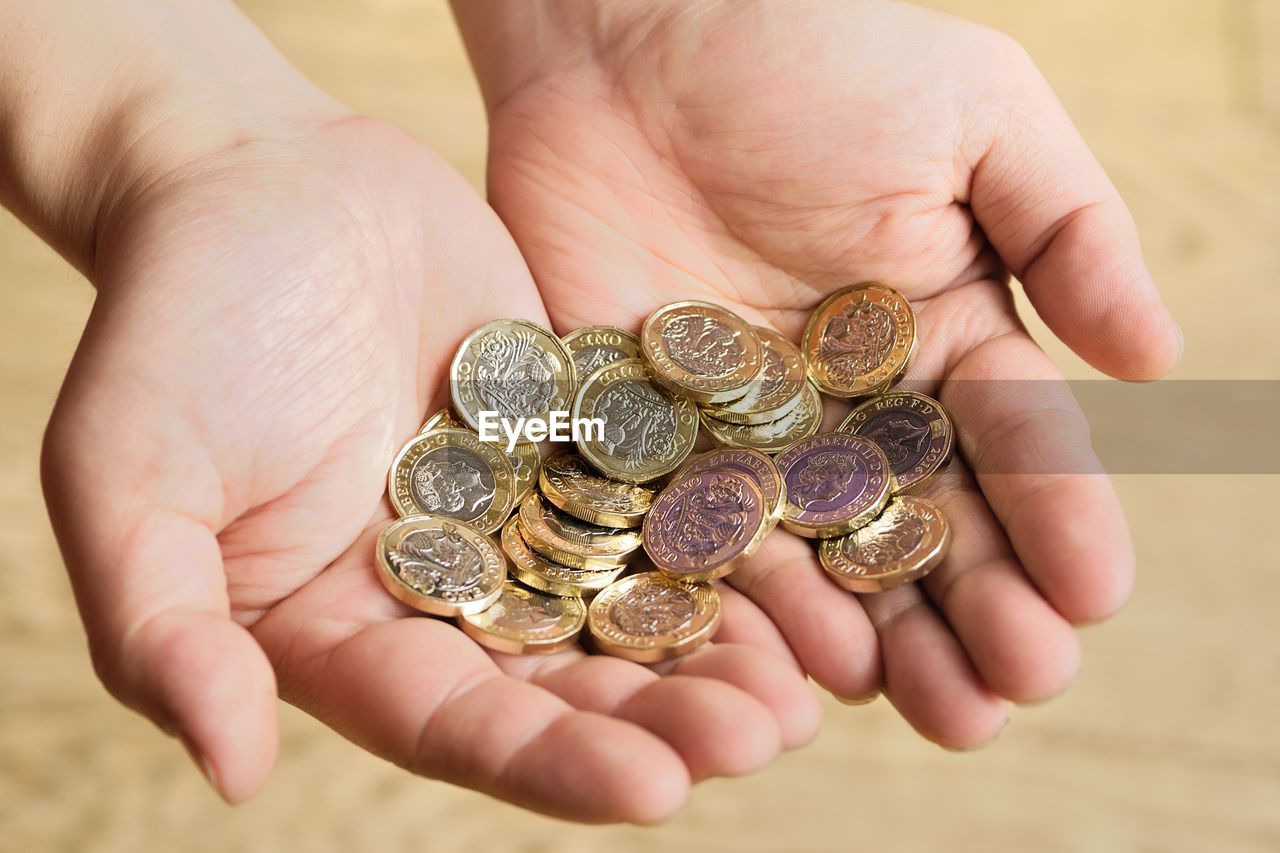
(181, 735), (227, 802)
(835, 691), (880, 706)
(941, 718), (1009, 753)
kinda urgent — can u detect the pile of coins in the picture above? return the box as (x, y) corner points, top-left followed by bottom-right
(375, 284), (955, 661)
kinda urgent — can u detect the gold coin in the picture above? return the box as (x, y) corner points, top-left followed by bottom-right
(449, 318), (578, 430)
(375, 515), (506, 616)
(561, 325), (642, 379)
(644, 470), (769, 583)
(518, 492), (643, 569)
(837, 391), (953, 493)
(418, 407), (465, 434)
(419, 406), (541, 505)
(572, 358), (698, 483)
(457, 580), (586, 654)
(588, 571), (721, 663)
(672, 448), (787, 528)
(802, 283), (917, 398)
(538, 450), (656, 528)
(818, 495), (950, 592)
(700, 380), (823, 454)
(775, 433), (893, 538)
(640, 301), (764, 404)
(700, 326), (806, 424)
(387, 428), (516, 534)
(500, 517), (623, 597)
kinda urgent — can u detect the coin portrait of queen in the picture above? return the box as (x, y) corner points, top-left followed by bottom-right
(412, 453), (494, 517)
(820, 301), (896, 376)
(791, 451), (861, 509)
(662, 314), (744, 376)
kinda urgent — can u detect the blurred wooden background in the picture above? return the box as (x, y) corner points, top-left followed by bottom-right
(1, 1), (1276, 851)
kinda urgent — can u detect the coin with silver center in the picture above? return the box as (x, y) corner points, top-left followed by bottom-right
(775, 432), (893, 538)
(838, 391), (953, 493)
(562, 325), (642, 380)
(376, 515), (506, 616)
(701, 380), (823, 454)
(641, 301), (764, 404)
(819, 495), (950, 592)
(419, 406), (541, 505)
(388, 428), (515, 534)
(802, 283), (917, 398)
(458, 580), (586, 655)
(700, 326), (806, 424)
(587, 571), (721, 663)
(644, 470), (768, 583)
(572, 358), (698, 483)
(518, 492), (643, 570)
(450, 318), (578, 430)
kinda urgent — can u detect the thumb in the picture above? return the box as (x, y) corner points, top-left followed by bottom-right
(968, 39), (1182, 380)
(41, 343), (278, 803)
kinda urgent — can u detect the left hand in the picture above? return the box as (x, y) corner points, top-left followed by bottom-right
(453, 0), (1182, 748)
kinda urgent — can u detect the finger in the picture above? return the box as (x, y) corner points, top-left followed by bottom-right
(727, 531), (882, 702)
(968, 43), (1181, 380)
(918, 465), (1082, 704)
(256, 543), (690, 825)
(856, 585), (1007, 750)
(42, 394), (277, 804)
(501, 646), (790, 779)
(944, 331), (1136, 623)
(713, 583), (801, 669)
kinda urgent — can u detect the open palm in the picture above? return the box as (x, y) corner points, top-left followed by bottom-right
(41, 117), (816, 822)
(476, 0), (1181, 745)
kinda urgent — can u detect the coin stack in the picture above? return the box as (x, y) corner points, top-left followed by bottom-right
(374, 284), (956, 661)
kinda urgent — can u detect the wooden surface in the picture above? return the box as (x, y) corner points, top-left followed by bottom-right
(2, 1), (1277, 851)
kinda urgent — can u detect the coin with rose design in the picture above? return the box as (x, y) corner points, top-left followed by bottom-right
(587, 571), (721, 663)
(802, 283), (916, 398)
(644, 470), (768, 583)
(818, 495), (950, 592)
(376, 515), (506, 616)
(641, 301), (764, 404)
(671, 448), (786, 529)
(458, 580), (586, 654)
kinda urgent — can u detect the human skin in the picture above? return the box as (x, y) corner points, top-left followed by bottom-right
(3, 0), (1177, 825)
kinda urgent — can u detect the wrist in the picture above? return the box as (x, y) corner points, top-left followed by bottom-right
(0, 0), (348, 274)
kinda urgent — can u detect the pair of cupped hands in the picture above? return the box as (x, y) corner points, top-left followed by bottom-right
(40, 0), (1179, 823)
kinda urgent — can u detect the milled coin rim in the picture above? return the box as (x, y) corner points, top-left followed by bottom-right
(801, 283), (918, 398)
(700, 326), (807, 424)
(837, 390), (954, 494)
(572, 358), (699, 484)
(587, 571), (721, 663)
(775, 432), (894, 538)
(449, 318), (579, 430)
(538, 450), (655, 528)
(500, 516), (623, 597)
(518, 493), (643, 569)
(457, 580), (586, 654)
(643, 469), (769, 583)
(387, 428), (517, 534)
(375, 514), (507, 617)
(700, 380), (824, 454)
(818, 495), (951, 592)
(640, 301), (764, 403)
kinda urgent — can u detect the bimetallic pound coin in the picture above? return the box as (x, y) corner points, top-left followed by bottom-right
(700, 380), (823, 454)
(562, 325), (642, 379)
(538, 450), (656, 528)
(388, 428), (516, 534)
(419, 406), (541, 505)
(775, 433), (893, 538)
(588, 571), (721, 663)
(500, 517), (623, 598)
(838, 391), (953, 493)
(572, 358), (698, 483)
(450, 318), (578, 430)
(458, 580), (586, 654)
(644, 470), (768, 582)
(672, 448), (787, 528)
(641, 301), (764, 404)
(819, 495), (950, 592)
(700, 326), (806, 424)
(518, 493), (643, 570)
(802, 283), (917, 398)
(375, 515), (506, 616)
